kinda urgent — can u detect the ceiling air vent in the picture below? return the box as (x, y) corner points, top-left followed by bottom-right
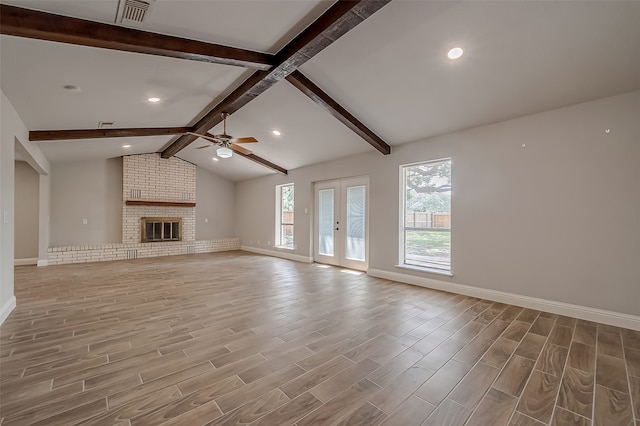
(116, 0), (155, 26)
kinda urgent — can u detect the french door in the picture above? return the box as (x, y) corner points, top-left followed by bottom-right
(314, 176), (368, 271)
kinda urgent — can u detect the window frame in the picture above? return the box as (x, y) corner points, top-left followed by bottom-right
(275, 183), (295, 249)
(399, 158), (452, 275)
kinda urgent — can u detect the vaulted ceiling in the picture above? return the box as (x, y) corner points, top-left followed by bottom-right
(2, 0), (640, 181)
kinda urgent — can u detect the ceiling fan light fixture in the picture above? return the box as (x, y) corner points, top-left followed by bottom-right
(217, 146), (233, 158)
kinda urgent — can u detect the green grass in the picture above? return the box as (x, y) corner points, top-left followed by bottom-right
(405, 229), (450, 256)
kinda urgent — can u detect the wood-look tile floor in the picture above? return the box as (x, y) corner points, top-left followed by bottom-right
(1, 251), (638, 426)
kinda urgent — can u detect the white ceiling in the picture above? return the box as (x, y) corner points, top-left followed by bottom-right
(2, 0), (640, 182)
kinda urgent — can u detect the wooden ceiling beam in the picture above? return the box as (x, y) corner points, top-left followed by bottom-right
(0, 4), (273, 70)
(29, 127), (190, 141)
(286, 70), (391, 155)
(161, 0), (391, 158)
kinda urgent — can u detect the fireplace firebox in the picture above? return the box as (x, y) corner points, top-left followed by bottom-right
(141, 217), (182, 243)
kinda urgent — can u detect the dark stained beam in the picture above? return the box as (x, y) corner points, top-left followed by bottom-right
(286, 70), (391, 155)
(161, 0), (391, 158)
(30, 127), (190, 141)
(0, 4), (273, 70)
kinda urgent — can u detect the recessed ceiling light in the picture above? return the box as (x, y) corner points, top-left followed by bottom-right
(63, 85), (81, 92)
(605, 128), (611, 134)
(447, 46), (464, 60)
(212, 157), (219, 162)
(147, 97), (161, 103)
(272, 130), (281, 136)
(122, 144), (131, 148)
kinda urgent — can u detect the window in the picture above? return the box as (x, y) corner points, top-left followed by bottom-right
(276, 183), (294, 248)
(401, 159), (452, 273)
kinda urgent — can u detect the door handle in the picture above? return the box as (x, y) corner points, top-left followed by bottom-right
(334, 228), (339, 231)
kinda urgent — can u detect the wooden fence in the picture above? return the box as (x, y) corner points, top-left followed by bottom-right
(405, 212), (450, 229)
(281, 211), (294, 224)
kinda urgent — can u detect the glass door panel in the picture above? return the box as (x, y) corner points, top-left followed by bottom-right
(345, 185), (366, 261)
(318, 188), (335, 256)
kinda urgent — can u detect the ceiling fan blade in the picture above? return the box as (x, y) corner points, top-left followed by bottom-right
(230, 144), (252, 155)
(187, 131), (218, 143)
(231, 137), (259, 144)
(195, 144), (211, 149)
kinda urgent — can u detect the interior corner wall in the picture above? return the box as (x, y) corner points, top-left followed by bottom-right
(50, 158), (122, 247)
(235, 90), (640, 317)
(195, 167), (236, 240)
(1, 91), (26, 322)
(38, 173), (50, 263)
(14, 161), (39, 259)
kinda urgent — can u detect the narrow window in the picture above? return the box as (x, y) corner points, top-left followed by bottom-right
(401, 159), (452, 273)
(276, 183), (294, 248)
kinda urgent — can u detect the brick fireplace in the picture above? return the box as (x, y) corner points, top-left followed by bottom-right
(122, 154), (195, 243)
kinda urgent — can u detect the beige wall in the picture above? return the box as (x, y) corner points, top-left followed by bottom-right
(236, 90), (640, 316)
(0, 93), (18, 318)
(196, 167), (236, 240)
(14, 161), (39, 259)
(50, 158), (122, 246)
(1, 90), (50, 324)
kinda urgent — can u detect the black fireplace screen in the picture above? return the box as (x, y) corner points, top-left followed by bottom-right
(141, 218), (181, 242)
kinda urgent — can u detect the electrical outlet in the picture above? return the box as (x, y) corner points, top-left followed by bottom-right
(82, 218), (88, 225)
(204, 218), (208, 223)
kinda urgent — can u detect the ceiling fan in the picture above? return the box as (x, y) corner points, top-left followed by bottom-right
(188, 112), (258, 158)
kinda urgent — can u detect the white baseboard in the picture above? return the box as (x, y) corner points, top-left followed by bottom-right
(0, 296), (16, 326)
(367, 268), (640, 331)
(241, 246), (313, 263)
(14, 258), (38, 266)
(37, 259), (48, 267)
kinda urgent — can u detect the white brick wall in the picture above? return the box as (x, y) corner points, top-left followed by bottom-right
(122, 153), (196, 243)
(47, 239), (241, 265)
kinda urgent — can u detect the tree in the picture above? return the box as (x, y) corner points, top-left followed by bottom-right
(406, 161), (451, 194)
(281, 185), (294, 212)
(406, 191), (450, 212)
(405, 160), (451, 213)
